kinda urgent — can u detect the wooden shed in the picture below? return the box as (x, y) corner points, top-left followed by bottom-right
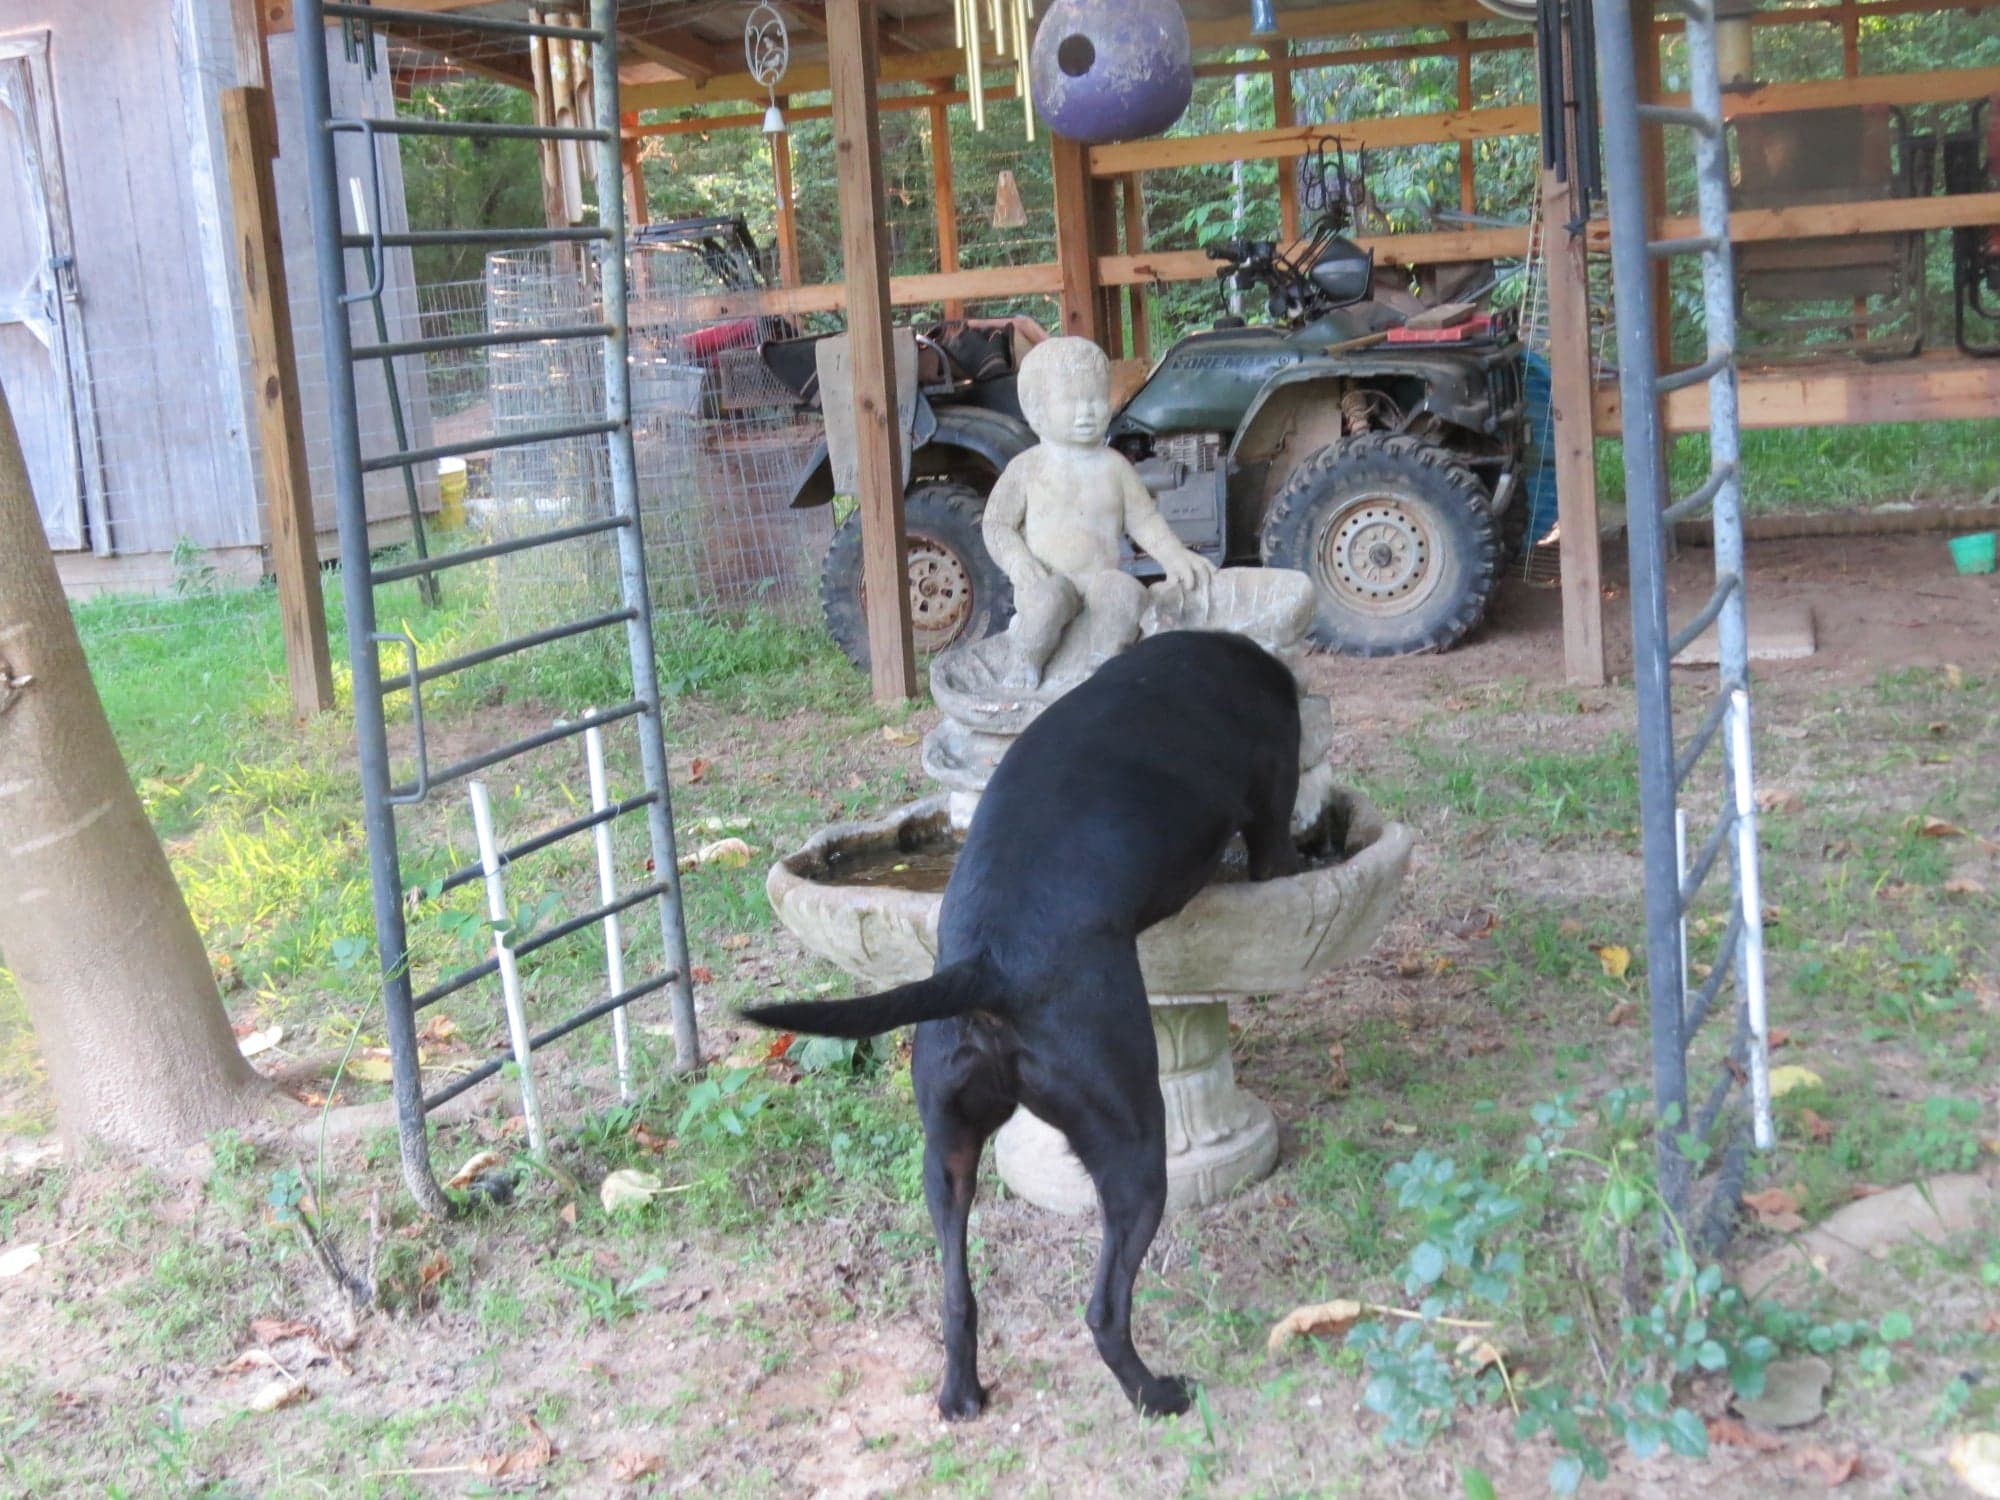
(0, 0), (432, 593)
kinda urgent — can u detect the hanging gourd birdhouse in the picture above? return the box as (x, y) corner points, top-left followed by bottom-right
(1029, 0), (1193, 145)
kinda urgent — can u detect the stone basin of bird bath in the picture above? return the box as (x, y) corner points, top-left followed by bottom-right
(765, 783), (1415, 1213)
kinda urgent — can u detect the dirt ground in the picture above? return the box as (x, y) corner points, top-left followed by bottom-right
(2, 531), (1997, 1498)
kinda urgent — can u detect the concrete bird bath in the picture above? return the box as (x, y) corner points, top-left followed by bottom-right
(766, 783), (1414, 1213)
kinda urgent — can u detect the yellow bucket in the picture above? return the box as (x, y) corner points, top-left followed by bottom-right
(437, 457), (467, 531)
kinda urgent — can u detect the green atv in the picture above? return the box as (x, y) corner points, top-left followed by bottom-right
(773, 215), (1528, 665)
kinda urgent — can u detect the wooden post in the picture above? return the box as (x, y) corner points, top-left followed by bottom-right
(619, 110), (648, 227)
(1634, 0), (1673, 367)
(1123, 173), (1150, 363)
(827, 0), (917, 702)
(1051, 133), (1104, 343)
(927, 91), (964, 321)
(1452, 23), (1476, 216)
(1093, 180), (1125, 357)
(1540, 164), (1606, 688)
(221, 86), (334, 717)
(1270, 43), (1301, 243)
(771, 99), (802, 287)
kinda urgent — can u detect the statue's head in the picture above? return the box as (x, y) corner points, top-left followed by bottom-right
(1018, 337), (1112, 448)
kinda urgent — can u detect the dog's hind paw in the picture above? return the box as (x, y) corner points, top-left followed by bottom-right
(1136, 1375), (1195, 1419)
(937, 1380), (990, 1421)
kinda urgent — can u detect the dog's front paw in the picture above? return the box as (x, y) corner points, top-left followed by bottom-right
(937, 1379), (990, 1421)
(1135, 1374), (1195, 1418)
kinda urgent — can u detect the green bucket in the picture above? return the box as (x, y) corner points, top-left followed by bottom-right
(1948, 531), (1998, 576)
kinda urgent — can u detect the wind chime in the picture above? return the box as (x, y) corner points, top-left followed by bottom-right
(528, 9), (596, 227)
(954, 0), (1038, 139)
(744, 1), (790, 135)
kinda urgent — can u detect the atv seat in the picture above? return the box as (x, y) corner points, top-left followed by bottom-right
(1731, 104), (1929, 362)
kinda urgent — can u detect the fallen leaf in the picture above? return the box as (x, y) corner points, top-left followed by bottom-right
(1593, 944), (1632, 980)
(1744, 1187), (1806, 1233)
(246, 1378), (309, 1414)
(1946, 663), (1966, 690)
(1455, 1334), (1504, 1371)
(1799, 1108), (1834, 1145)
(881, 725), (921, 747)
(696, 815), (752, 834)
(1949, 1433), (2000, 1497)
(610, 1451), (667, 1481)
(1708, 1414), (1784, 1452)
(249, 1318), (316, 1346)
(1793, 1445), (1858, 1486)
(721, 934), (752, 952)
(417, 1014), (459, 1045)
(1557, 918), (1584, 938)
(216, 1348), (281, 1375)
(1607, 1001), (1637, 1027)
(1848, 1183), (1888, 1200)
(238, 1024), (283, 1059)
(678, 837), (759, 873)
(1267, 1298), (1364, 1354)
(1928, 720), (1951, 736)
(0, 1243), (43, 1278)
(1918, 815), (1967, 839)
(446, 1150), (506, 1189)
(763, 1032), (797, 1062)
(1326, 1042), (1350, 1095)
(560, 1202), (578, 1227)
(1381, 1121), (1418, 1137)
(691, 965), (715, 984)
(471, 1416), (554, 1478)
(1946, 877), (1989, 897)
(687, 757), (711, 783)
(347, 1056), (395, 1083)
(1451, 910), (1499, 940)
(600, 1169), (663, 1214)
(1768, 1065), (1823, 1098)
(1882, 882), (1919, 901)
(1769, 1027), (1791, 1049)
(418, 1252), (451, 1290)
(630, 1123), (668, 1155)
(1756, 786), (1804, 814)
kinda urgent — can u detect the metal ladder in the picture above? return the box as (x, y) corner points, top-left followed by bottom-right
(296, 0), (699, 1213)
(1592, 0), (1775, 1238)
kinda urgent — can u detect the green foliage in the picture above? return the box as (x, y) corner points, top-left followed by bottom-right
(552, 1259), (671, 1327)
(397, 82), (546, 286)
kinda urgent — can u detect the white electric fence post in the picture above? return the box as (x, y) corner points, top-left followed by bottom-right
(583, 718), (634, 1101)
(469, 779), (547, 1154)
(1727, 692), (1774, 1150)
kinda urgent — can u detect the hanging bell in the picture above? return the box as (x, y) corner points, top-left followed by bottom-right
(762, 100), (787, 135)
(991, 169), (1027, 229)
(1249, 0), (1279, 36)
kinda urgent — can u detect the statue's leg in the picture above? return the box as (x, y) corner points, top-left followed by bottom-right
(1082, 571), (1148, 660)
(1004, 574), (1079, 689)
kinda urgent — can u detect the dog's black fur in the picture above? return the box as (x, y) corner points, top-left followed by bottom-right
(742, 631), (1302, 1420)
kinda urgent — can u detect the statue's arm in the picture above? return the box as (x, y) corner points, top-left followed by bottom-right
(1122, 469), (1217, 587)
(980, 465), (1046, 584)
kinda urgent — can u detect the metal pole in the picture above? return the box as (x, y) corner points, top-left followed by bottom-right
(584, 721), (634, 1101)
(1727, 692), (1774, 1149)
(1592, 0), (1692, 1215)
(294, 0), (450, 1215)
(469, 780), (548, 1153)
(592, 0), (701, 1071)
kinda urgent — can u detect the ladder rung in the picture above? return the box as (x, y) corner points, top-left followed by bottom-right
(371, 516), (631, 585)
(1678, 804), (1738, 915)
(423, 792), (659, 903)
(1673, 675), (1746, 788)
(393, 701), (648, 803)
(423, 971), (680, 1113)
(1667, 570), (1741, 660)
(352, 322), (615, 363)
(1661, 461), (1738, 527)
(413, 885), (673, 1012)
(1682, 906), (1746, 1035)
(361, 419), (620, 475)
(1657, 348), (1733, 395)
(1648, 234), (1720, 261)
(351, 117), (611, 145)
(381, 610), (636, 695)
(340, 227), (611, 250)
(1638, 103), (1720, 137)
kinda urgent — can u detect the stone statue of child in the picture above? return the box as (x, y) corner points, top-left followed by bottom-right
(980, 337), (1217, 689)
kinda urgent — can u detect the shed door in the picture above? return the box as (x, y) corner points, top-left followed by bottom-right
(0, 37), (100, 552)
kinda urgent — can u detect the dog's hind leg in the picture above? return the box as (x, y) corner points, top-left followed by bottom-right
(922, 1119), (993, 1420)
(1020, 950), (1193, 1418)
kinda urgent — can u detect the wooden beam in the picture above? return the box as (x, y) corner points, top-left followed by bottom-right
(1633, 0), (1673, 377)
(619, 110), (648, 227)
(1269, 43), (1301, 243)
(928, 93), (963, 322)
(1595, 351), (2000, 434)
(827, 0), (916, 702)
(221, 87), (334, 718)
(771, 102), (802, 288)
(668, 261), (1064, 323)
(620, 23), (724, 83)
(624, 41), (975, 113)
(1122, 174), (1150, 363)
(1539, 167), (1606, 689)
(1100, 225), (1535, 287)
(1052, 133), (1103, 342)
(1451, 23), (1475, 216)
(1092, 180), (1125, 358)
(1088, 104), (1541, 177)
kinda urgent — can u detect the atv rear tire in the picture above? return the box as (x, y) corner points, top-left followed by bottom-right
(1260, 433), (1500, 657)
(821, 479), (1013, 671)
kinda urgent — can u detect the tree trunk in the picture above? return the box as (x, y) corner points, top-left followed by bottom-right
(0, 385), (267, 1153)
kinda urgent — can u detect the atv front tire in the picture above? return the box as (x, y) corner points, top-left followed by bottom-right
(821, 479), (1014, 671)
(1260, 433), (1500, 657)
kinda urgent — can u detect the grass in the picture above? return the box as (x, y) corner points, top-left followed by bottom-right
(1597, 420), (1999, 515)
(3, 572), (1999, 1494)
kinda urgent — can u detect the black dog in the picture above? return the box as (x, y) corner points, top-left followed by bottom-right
(743, 631), (1302, 1420)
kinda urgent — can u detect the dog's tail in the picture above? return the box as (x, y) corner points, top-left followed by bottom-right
(738, 957), (994, 1039)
